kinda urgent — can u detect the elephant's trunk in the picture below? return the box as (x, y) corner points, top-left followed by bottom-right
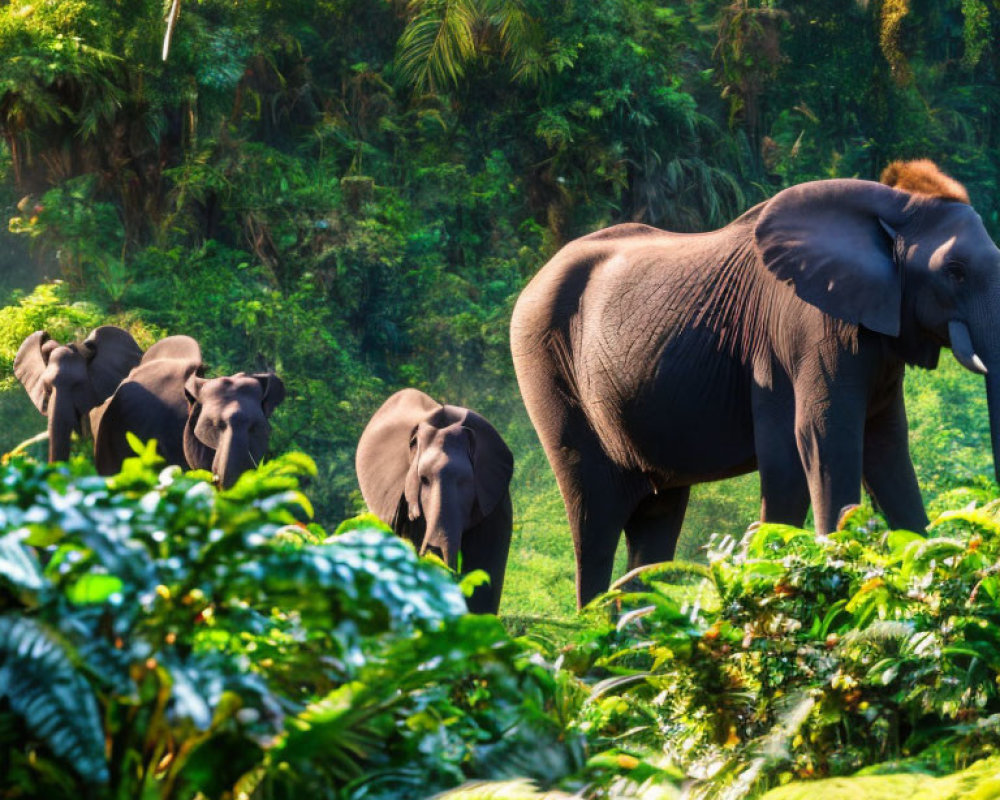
(47, 388), (76, 463)
(948, 318), (1000, 485)
(418, 483), (464, 570)
(215, 427), (252, 489)
(985, 371), (1000, 488)
(420, 520), (463, 570)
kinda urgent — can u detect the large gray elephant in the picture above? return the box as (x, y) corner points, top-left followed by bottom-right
(356, 389), (514, 614)
(93, 335), (285, 487)
(14, 327), (142, 462)
(510, 159), (1000, 607)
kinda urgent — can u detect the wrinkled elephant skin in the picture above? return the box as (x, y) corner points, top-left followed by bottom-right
(510, 161), (1000, 607)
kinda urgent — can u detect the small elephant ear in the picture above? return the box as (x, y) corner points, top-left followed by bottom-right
(83, 326), (143, 403)
(356, 388), (442, 526)
(253, 373), (285, 416)
(14, 331), (58, 413)
(184, 373), (206, 406)
(455, 408), (513, 518)
(754, 178), (914, 336)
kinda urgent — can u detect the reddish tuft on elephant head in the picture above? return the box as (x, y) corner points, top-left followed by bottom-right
(879, 158), (969, 204)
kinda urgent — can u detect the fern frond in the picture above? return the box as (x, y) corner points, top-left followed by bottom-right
(0, 616), (107, 784)
(0, 530), (44, 601)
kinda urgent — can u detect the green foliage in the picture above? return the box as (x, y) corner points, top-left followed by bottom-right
(396, 0), (552, 92)
(3, 3), (1000, 794)
(759, 755), (1000, 800)
(0, 453), (590, 799)
(562, 500), (1000, 797)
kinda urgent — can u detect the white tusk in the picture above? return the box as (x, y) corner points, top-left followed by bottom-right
(949, 319), (988, 375)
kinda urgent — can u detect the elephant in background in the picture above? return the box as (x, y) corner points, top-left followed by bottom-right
(511, 159), (1000, 607)
(356, 389), (514, 614)
(93, 335), (285, 487)
(14, 326), (142, 462)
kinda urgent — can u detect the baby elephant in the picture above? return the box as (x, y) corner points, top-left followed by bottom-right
(356, 388), (514, 614)
(92, 335), (285, 487)
(14, 326), (143, 463)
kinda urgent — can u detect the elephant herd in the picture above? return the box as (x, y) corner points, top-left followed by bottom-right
(15, 330), (285, 489)
(15, 160), (1000, 614)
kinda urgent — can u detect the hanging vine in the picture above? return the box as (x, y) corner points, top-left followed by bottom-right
(878, 0), (912, 83)
(961, 0), (990, 69)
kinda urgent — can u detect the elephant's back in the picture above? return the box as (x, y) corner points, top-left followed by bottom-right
(95, 360), (194, 470)
(512, 218), (761, 479)
(512, 225), (686, 359)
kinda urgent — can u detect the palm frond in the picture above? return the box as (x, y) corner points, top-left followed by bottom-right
(396, 0), (480, 92)
(0, 530), (44, 601)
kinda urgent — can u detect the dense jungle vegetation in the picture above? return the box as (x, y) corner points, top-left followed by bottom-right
(3, 0), (1000, 797)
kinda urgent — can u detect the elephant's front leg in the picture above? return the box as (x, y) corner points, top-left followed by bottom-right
(460, 496), (514, 614)
(752, 377), (810, 526)
(793, 362), (869, 535)
(862, 373), (928, 533)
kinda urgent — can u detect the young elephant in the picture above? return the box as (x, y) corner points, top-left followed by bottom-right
(14, 326), (143, 462)
(93, 335), (285, 487)
(356, 389), (514, 614)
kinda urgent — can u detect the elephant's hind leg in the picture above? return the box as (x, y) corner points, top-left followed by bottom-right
(624, 486), (690, 571)
(543, 409), (639, 608)
(570, 469), (637, 609)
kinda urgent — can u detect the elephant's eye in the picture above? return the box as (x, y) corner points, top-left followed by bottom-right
(945, 262), (967, 284)
(420, 475), (430, 486)
(409, 435), (418, 449)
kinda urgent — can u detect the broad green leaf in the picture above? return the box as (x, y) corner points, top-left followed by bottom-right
(65, 572), (123, 604)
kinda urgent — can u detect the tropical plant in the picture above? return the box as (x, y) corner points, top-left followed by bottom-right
(566, 500), (1000, 797)
(0, 447), (593, 798)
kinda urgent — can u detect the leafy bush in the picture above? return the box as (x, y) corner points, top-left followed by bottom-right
(0, 451), (584, 799)
(569, 502), (1000, 797)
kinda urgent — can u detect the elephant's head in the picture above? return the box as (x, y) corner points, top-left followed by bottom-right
(14, 327), (142, 462)
(404, 419), (477, 567)
(182, 372), (285, 488)
(356, 389), (514, 570)
(755, 160), (1000, 482)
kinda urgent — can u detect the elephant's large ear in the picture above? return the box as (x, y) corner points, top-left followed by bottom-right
(182, 374), (214, 470)
(253, 373), (285, 416)
(14, 331), (58, 413)
(355, 388), (441, 525)
(459, 409), (513, 518)
(754, 179), (914, 336)
(82, 326), (143, 403)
